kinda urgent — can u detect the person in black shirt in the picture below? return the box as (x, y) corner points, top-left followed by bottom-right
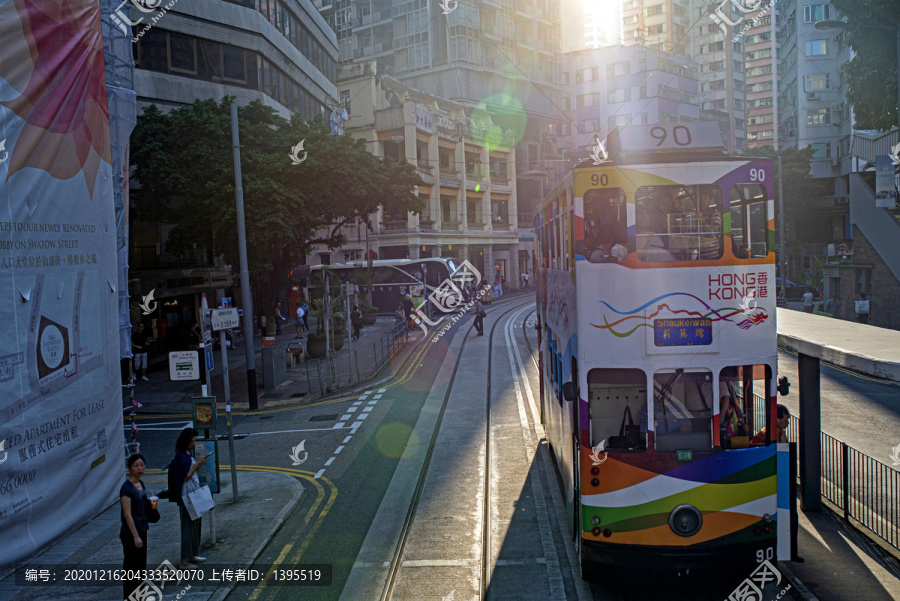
(131, 323), (152, 381)
(120, 453), (150, 600)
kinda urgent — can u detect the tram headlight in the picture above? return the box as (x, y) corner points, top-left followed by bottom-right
(763, 513), (773, 523)
(591, 516), (601, 525)
(668, 504), (703, 537)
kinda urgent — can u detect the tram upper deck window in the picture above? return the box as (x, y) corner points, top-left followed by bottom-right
(587, 368), (647, 452)
(581, 188), (628, 263)
(653, 369), (713, 453)
(730, 184), (768, 259)
(635, 185), (723, 262)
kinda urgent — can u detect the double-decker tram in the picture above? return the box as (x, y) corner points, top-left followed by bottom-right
(534, 123), (792, 585)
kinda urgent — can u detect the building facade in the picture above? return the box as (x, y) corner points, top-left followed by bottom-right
(128, 0), (338, 349)
(557, 45), (700, 153)
(742, 3), (778, 148)
(307, 62), (522, 286)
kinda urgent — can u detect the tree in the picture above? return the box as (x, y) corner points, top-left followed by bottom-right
(831, 0), (899, 130)
(130, 98), (424, 315)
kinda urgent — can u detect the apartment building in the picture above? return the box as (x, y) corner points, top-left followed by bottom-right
(621, 0), (692, 57)
(557, 45), (700, 152)
(311, 62), (522, 284)
(742, 5), (778, 148)
(312, 0), (565, 252)
(776, 0), (853, 286)
(128, 0), (338, 349)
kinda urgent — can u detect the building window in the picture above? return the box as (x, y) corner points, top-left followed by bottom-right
(640, 112), (648, 124)
(809, 143), (831, 158)
(805, 40), (828, 56)
(807, 107), (830, 125)
(804, 74), (830, 91)
(804, 5), (831, 23)
(646, 3), (664, 16)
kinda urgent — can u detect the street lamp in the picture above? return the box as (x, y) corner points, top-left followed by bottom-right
(815, 19), (900, 128)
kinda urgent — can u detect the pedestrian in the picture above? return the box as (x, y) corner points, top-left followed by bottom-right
(492, 278), (501, 299)
(854, 293), (870, 324)
(800, 289), (814, 313)
(474, 297), (486, 335)
(131, 323), (152, 381)
(350, 305), (363, 341)
(167, 428), (209, 569)
(120, 453), (154, 600)
(275, 302), (286, 335)
(823, 294), (842, 319)
(295, 302), (305, 339)
(259, 313), (267, 336)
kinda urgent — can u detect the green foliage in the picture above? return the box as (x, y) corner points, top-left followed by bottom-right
(740, 146), (829, 208)
(831, 0), (899, 130)
(130, 98), (424, 300)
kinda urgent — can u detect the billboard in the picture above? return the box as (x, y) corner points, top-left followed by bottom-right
(875, 155), (897, 208)
(0, 0), (124, 570)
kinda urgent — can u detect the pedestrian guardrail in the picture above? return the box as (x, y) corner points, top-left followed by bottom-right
(302, 322), (413, 394)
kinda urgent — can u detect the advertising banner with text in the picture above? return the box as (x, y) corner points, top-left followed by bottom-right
(0, 0), (124, 570)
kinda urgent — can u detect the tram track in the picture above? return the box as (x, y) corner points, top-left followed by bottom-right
(380, 298), (536, 601)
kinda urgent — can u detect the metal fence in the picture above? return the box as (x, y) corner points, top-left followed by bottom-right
(741, 393), (898, 551)
(301, 322), (412, 394)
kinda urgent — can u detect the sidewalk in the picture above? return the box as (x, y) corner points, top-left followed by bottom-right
(780, 503), (900, 601)
(0, 471), (304, 601)
(134, 315), (404, 414)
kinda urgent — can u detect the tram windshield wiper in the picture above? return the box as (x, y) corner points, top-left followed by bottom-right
(655, 369), (684, 433)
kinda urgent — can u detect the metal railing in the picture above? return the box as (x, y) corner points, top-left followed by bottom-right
(301, 322), (412, 394)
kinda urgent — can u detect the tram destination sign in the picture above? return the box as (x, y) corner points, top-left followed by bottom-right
(653, 318), (712, 347)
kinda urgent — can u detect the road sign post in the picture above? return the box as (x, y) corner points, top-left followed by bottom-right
(212, 307), (239, 502)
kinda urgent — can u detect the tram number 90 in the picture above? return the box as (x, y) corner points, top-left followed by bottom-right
(590, 173), (609, 186)
(756, 547), (774, 563)
(750, 168), (765, 182)
(649, 125), (692, 147)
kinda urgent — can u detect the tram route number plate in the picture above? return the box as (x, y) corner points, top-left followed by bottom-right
(677, 450), (693, 461)
(653, 318), (712, 347)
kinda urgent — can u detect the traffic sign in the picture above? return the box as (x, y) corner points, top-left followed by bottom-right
(169, 351), (200, 381)
(211, 307), (240, 331)
(204, 343), (214, 372)
(201, 294), (212, 344)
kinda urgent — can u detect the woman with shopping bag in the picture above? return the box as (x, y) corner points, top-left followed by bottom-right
(167, 428), (209, 568)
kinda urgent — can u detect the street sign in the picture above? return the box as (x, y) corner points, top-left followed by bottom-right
(201, 294), (212, 344)
(204, 343), (214, 372)
(211, 308), (240, 331)
(169, 351), (200, 381)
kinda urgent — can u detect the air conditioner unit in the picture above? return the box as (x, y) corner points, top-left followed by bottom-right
(807, 92), (819, 100)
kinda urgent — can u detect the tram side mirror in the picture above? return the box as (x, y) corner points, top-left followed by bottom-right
(562, 382), (577, 402)
(777, 377), (790, 396)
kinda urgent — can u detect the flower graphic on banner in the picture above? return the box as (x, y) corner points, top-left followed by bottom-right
(0, 0), (111, 195)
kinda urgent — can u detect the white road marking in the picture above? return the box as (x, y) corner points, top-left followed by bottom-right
(324, 457), (335, 466)
(341, 414), (353, 421)
(238, 426), (350, 437)
(334, 445), (345, 454)
(363, 406), (374, 412)
(378, 388), (387, 392)
(357, 413), (368, 420)
(343, 436), (352, 444)
(314, 469), (325, 479)
(333, 422), (346, 429)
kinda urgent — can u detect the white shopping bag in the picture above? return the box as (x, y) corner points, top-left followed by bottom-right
(182, 479), (215, 520)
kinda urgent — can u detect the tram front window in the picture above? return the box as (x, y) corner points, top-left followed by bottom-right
(635, 185), (723, 262)
(653, 369), (714, 453)
(581, 188), (628, 263)
(587, 368), (647, 451)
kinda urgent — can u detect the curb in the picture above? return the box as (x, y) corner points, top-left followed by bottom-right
(778, 561), (819, 601)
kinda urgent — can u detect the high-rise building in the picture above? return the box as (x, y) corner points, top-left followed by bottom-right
(742, 5), (778, 148)
(557, 45), (700, 153)
(621, 0), (691, 57)
(314, 0), (565, 232)
(775, 0), (853, 287)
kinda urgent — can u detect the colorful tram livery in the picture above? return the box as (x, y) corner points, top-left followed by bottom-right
(534, 123), (792, 584)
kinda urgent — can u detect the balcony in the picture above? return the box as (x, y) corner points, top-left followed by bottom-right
(418, 219), (436, 232)
(440, 221), (461, 232)
(440, 167), (460, 177)
(379, 220), (409, 232)
(490, 174), (509, 186)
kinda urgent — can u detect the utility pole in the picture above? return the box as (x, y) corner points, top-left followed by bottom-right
(230, 101), (258, 410)
(778, 155), (786, 299)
